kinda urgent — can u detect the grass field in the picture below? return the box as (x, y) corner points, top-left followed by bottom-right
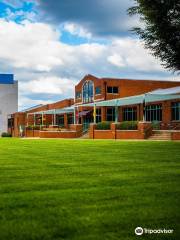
(0, 139), (180, 240)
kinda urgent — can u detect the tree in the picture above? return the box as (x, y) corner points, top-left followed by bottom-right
(128, 0), (180, 73)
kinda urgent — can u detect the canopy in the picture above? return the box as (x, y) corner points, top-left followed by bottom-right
(27, 106), (74, 115)
(77, 93), (180, 107)
(27, 91), (180, 115)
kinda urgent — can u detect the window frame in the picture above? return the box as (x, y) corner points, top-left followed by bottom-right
(123, 107), (137, 121)
(145, 104), (162, 122)
(82, 80), (94, 103)
(95, 86), (101, 95)
(106, 107), (115, 121)
(171, 102), (180, 121)
(107, 86), (119, 94)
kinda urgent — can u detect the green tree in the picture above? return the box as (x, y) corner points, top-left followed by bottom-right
(128, 0), (180, 73)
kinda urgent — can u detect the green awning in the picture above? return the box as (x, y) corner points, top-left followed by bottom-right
(28, 92), (180, 115)
(28, 106), (74, 115)
(77, 93), (180, 107)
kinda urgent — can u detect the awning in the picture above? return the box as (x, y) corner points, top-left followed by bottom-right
(77, 93), (180, 107)
(28, 106), (74, 115)
(27, 91), (180, 116)
(78, 110), (91, 117)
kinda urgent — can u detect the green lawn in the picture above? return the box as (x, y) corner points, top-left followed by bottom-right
(0, 139), (180, 240)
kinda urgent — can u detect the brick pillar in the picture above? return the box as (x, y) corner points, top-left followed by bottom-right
(162, 101), (171, 129)
(119, 107), (123, 122)
(64, 114), (68, 128)
(138, 121), (152, 139)
(69, 124), (82, 137)
(111, 122), (117, 139)
(89, 123), (96, 139)
(101, 107), (106, 121)
(139, 104), (144, 121)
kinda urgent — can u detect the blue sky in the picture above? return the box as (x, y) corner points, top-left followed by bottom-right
(0, 0), (179, 110)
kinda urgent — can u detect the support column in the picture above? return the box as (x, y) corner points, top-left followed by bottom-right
(119, 107), (123, 122)
(101, 107), (106, 121)
(64, 114), (68, 128)
(115, 101), (118, 123)
(74, 107), (76, 124)
(34, 113), (35, 126)
(42, 112), (44, 126)
(93, 104), (96, 124)
(162, 101), (171, 129)
(26, 113), (29, 127)
(53, 110), (56, 125)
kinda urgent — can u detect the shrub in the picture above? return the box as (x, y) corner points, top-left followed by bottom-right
(96, 121), (111, 130)
(116, 121), (138, 130)
(152, 121), (160, 130)
(33, 125), (40, 130)
(1, 132), (12, 137)
(26, 125), (40, 130)
(26, 125), (33, 130)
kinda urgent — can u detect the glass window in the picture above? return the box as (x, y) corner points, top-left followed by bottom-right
(8, 118), (14, 128)
(107, 86), (118, 94)
(95, 86), (101, 95)
(106, 107), (115, 121)
(123, 107), (137, 121)
(96, 108), (101, 123)
(76, 91), (81, 99)
(171, 102), (180, 121)
(82, 81), (94, 103)
(56, 115), (64, 126)
(67, 114), (73, 124)
(145, 104), (162, 121)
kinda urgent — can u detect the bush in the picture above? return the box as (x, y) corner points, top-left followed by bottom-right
(96, 121), (111, 130)
(26, 125), (40, 130)
(1, 132), (12, 137)
(116, 121), (138, 130)
(152, 121), (160, 130)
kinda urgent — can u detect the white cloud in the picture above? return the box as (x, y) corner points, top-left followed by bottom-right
(63, 22), (92, 39)
(0, 19), (176, 110)
(107, 54), (125, 68)
(108, 38), (164, 72)
(0, 19), (63, 72)
(20, 76), (75, 95)
(18, 96), (53, 110)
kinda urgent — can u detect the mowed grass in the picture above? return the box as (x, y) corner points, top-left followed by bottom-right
(0, 139), (180, 240)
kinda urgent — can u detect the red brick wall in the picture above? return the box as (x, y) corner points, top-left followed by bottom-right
(75, 74), (180, 104)
(39, 131), (77, 138)
(171, 131), (180, 140)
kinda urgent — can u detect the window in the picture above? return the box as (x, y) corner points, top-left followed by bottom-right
(76, 91), (81, 99)
(96, 108), (101, 123)
(123, 107), (137, 121)
(8, 118), (14, 128)
(145, 104), (162, 122)
(56, 115), (64, 126)
(95, 86), (101, 95)
(67, 114), (73, 124)
(171, 102), (180, 121)
(106, 107), (115, 121)
(107, 86), (118, 94)
(82, 81), (94, 103)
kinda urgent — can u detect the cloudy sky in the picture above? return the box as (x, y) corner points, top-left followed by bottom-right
(0, 0), (179, 110)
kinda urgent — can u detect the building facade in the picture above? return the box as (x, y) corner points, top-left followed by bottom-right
(0, 74), (18, 135)
(9, 74), (180, 138)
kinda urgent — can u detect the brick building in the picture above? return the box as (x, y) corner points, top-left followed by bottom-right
(9, 74), (180, 139)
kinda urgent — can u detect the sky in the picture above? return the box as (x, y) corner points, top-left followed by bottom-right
(0, 0), (179, 110)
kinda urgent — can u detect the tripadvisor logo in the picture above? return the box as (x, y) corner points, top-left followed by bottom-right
(135, 226), (174, 236)
(135, 227), (143, 235)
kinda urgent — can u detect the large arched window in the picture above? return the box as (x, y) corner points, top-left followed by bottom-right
(82, 81), (94, 103)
